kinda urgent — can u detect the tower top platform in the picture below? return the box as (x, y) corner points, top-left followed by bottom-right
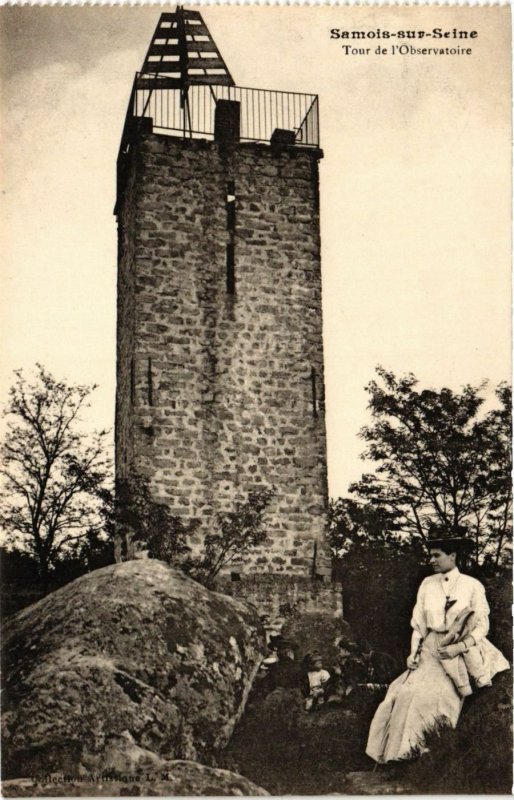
(117, 8), (319, 169)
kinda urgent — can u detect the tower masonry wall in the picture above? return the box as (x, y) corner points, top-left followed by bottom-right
(116, 131), (332, 577)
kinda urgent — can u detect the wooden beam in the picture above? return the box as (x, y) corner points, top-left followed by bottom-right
(148, 44), (180, 56)
(136, 76), (182, 90)
(183, 23), (211, 37)
(187, 59), (229, 71)
(150, 41), (219, 55)
(187, 41), (218, 53)
(187, 75), (234, 86)
(142, 62), (181, 74)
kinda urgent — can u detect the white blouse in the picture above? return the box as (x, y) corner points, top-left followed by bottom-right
(411, 567), (490, 643)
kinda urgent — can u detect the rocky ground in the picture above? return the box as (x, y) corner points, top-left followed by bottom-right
(223, 671), (512, 795)
(2, 761), (268, 797)
(222, 685), (389, 794)
(2, 560), (511, 796)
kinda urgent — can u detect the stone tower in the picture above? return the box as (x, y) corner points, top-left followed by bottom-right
(115, 9), (337, 611)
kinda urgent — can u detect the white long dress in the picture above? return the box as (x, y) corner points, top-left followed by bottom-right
(366, 567), (510, 763)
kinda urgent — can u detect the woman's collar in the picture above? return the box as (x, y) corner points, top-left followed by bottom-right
(440, 566), (460, 582)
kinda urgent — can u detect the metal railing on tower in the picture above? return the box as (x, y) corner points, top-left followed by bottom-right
(116, 8), (320, 211)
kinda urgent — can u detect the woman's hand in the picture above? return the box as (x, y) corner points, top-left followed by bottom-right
(438, 642), (466, 660)
(406, 654), (419, 670)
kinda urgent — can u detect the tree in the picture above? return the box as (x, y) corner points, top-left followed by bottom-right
(469, 383), (512, 566)
(328, 496), (402, 556)
(102, 472), (196, 564)
(345, 367), (512, 566)
(183, 488), (275, 588)
(104, 471), (274, 589)
(0, 365), (111, 588)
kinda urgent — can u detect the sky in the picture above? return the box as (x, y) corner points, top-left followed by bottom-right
(1, 4), (511, 498)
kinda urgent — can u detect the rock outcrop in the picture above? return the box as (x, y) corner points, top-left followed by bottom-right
(2, 560), (264, 778)
(2, 760), (268, 796)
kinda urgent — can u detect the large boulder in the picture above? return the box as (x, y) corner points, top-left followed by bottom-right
(2, 760), (268, 796)
(2, 560), (265, 778)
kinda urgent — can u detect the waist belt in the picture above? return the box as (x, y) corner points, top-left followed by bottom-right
(427, 628), (448, 635)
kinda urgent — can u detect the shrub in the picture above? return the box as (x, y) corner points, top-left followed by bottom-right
(184, 489), (274, 588)
(337, 543), (429, 662)
(107, 473), (195, 562)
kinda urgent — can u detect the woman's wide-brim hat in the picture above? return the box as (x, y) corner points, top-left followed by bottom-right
(426, 523), (473, 553)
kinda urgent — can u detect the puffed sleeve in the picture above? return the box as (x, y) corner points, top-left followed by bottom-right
(467, 580), (490, 643)
(410, 579), (428, 637)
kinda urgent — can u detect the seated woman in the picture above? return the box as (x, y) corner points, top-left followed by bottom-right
(366, 529), (510, 764)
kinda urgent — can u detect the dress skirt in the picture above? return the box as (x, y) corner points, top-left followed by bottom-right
(366, 631), (462, 763)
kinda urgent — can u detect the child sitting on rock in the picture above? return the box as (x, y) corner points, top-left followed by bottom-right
(302, 652), (331, 711)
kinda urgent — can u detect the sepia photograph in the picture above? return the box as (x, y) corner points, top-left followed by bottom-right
(0, 3), (512, 795)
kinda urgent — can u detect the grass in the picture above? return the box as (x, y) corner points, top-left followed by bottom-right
(222, 671), (512, 795)
(222, 686), (381, 794)
(403, 670), (513, 795)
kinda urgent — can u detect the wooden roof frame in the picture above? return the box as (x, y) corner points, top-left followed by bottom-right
(137, 8), (235, 91)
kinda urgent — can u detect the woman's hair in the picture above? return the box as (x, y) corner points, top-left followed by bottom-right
(429, 541), (458, 556)
(428, 540), (471, 568)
